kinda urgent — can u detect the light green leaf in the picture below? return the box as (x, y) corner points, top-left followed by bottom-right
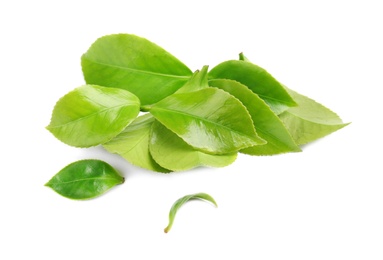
(175, 65), (209, 94)
(150, 120), (237, 171)
(164, 193), (217, 233)
(147, 88), (266, 154)
(103, 114), (170, 173)
(209, 79), (301, 155)
(279, 88), (349, 145)
(81, 34), (193, 106)
(45, 159), (124, 200)
(46, 85), (140, 147)
(208, 60), (296, 114)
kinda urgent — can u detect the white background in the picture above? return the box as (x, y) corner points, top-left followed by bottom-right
(1, 0), (382, 259)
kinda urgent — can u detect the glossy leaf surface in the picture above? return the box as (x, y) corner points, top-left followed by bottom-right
(279, 88), (349, 145)
(46, 85), (140, 147)
(209, 60), (296, 114)
(150, 121), (237, 171)
(81, 34), (193, 106)
(148, 88), (266, 154)
(103, 114), (170, 173)
(164, 193), (217, 233)
(209, 79), (301, 155)
(45, 159), (124, 200)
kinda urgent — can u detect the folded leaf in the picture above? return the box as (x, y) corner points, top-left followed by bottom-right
(279, 88), (349, 145)
(208, 60), (296, 114)
(81, 34), (193, 106)
(45, 159), (124, 200)
(209, 79), (301, 155)
(46, 85), (140, 147)
(103, 114), (170, 173)
(147, 88), (266, 154)
(150, 120), (237, 171)
(164, 193), (217, 233)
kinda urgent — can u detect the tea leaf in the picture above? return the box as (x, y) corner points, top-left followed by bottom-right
(46, 85), (140, 147)
(150, 120), (237, 171)
(45, 159), (124, 200)
(164, 193), (217, 233)
(209, 60), (296, 114)
(81, 34), (193, 106)
(209, 79), (301, 155)
(279, 88), (349, 145)
(175, 65), (209, 94)
(103, 114), (170, 173)
(147, 88), (266, 154)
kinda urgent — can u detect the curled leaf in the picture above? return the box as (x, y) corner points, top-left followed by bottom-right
(164, 193), (217, 233)
(45, 159), (124, 200)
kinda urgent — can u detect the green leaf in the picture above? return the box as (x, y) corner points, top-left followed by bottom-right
(103, 114), (170, 173)
(164, 193), (217, 233)
(279, 88), (349, 145)
(147, 88), (266, 154)
(209, 79), (301, 155)
(208, 60), (296, 114)
(81, 34), (193, 106)
(45, 159), (124, 200)
(46, 85), (140, 147)
(150, 120), (237, 171)
(175, 65), (209, 94)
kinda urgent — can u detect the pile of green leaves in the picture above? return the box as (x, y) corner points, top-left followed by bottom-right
(46, 33), (348, 199)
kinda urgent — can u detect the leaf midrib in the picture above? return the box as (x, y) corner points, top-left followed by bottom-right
(83, 56), (191, 80)
(48, 177), (120, 185)
(48, 103), (138, 129)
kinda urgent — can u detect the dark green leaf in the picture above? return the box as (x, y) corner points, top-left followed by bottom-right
(46, 85), (140, 147)
(150, 120), (237, 171)
(103, 114), (170, 173)
(209, 79), (301, 155)
(279, 88), (349, 145)
(164, 193), (217, 233)
(147, 88), (266, 154)
(45, 159), (124, 200)
(209, 60), (296, 114)
(81, 34), (193, 106)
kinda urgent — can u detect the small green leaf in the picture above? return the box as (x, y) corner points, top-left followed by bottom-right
(148, 88), (266, 154)
(45, 159), (124, 200)
(81, 34), (193, 106)
(150, 120), (237, 171)
(175, 65), (209, 93)
(164, 193), (217, 233)
(46, 85), (140, 147)
(279, 88), (349, 145)
(103, 114), (170, 173)
(209, 60), (296, 114)
(209, 79), (301, 155)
